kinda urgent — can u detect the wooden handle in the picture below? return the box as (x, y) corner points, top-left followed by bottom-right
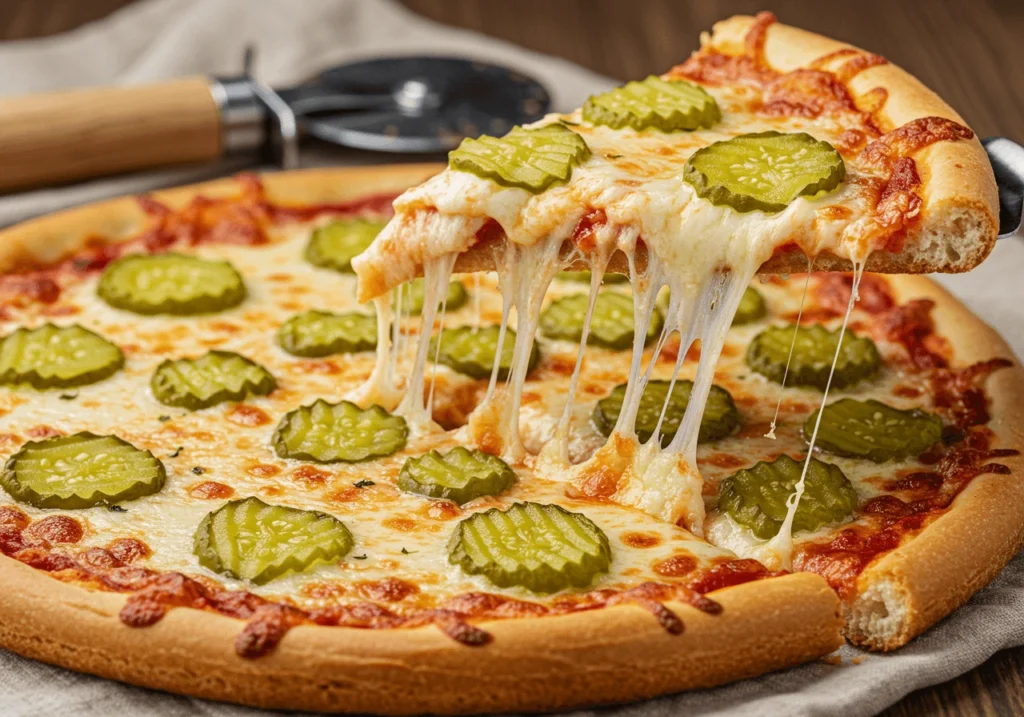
(0, 77), (222, 193)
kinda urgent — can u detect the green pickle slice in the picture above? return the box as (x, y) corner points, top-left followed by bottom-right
(277, 310), (376, 357)
(593, 379), (740, 446)
(684, 131), (846, 213)
(0, 323), (123, 389)
(1, 432), (165, 509)
(151, 351), (276, 410)
(583, 76), (720, 132)
(806, 398), (943, 462)
(540, 292), (663, 350)
(194, 496), (353, 584)
(394, 277), (469, 315)
(273, 399), (408, 463)
(556, 270), (628, 285)
(732, 286), (768, 326)
(449, 124), (590, 193)
(430, 325), (539, 380)
(717, 455), (858, 540)
(746, 323), (881, 390)
(399, 447), (516, 505)
(447, 502), (611, 593)
(304, 218), (386, 273)
(98, 253), (246, 315)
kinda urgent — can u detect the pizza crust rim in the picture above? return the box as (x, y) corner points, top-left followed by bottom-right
(841, 274), (1024, 650)
(0, 556), (842, 713)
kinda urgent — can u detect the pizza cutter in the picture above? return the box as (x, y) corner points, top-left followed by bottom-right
(983, 138), (1024, 239)
(0, 48), (551, 193)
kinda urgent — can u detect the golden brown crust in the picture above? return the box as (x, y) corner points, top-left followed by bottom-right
(842, 275), (1024, 650)
(0, 555), (841, 713)
(706, 16), (999, 276)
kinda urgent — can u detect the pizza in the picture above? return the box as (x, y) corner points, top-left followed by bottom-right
(0, 12), (1021, 715)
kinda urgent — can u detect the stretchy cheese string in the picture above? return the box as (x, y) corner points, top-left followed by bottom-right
(765, 257), (814, 440)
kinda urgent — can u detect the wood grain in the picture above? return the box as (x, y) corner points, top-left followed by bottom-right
(1, 1), (1023, 715)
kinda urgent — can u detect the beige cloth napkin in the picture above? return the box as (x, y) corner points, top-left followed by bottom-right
(2, 1), (1024, 715)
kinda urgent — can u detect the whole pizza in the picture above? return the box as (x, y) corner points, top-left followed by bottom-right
(1, 12), (1021, 714)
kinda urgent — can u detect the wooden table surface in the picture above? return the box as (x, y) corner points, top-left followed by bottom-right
(3, 1), (1024, 715)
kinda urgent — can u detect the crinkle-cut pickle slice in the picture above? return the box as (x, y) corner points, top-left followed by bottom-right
(684, 131), (846, 213)
(399, 447), (516, 505)
(592, 379), (739, 446)
(448, 502), (611, 593)
(806, 398), (943, 462)
(194, 496), (353, 585)
(539, 292), (664, 350)
(449, 123), (591, 193)
(0, 323), (123, 389)
(557, 270), (628, 285)
(151, 351), (276, 410)
(98, 253), (246, 315)
(717, 455), (858, 540)
(395, 277), (469, 315)
(277, 310), (377, 357)
(305, 218), (387, 273)
(273, 399), (408, 463)
(732, 286), (768, 326)
(583, 75), (720, 132)
(430, 325), (539, 381)
(1, 432), (165, 510)
(746, 323), (881, 390)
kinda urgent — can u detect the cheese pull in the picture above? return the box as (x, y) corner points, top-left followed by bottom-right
(684, 131), (845, 213)
(277, 310), (377, 357)
(593, 379), (741, 446)
(806, 398), (943, 462)
(430, 325), (539, 380)
(1, 432), (165, 510)
(583, 76), (720, 132)
(658, 286), (767, 327)
(151, 351), (276, 410)
(305, 218), (386, 274)
(193, 497), (354, 585)
(447, 502), (611, 593)
(746, 323), (880, 390)
(557, 270), (628, 285)
(398, 447), (516, 505)
(717, 455), (858, 540)
(98, 253), (246, 315)
(448, 124), (590, 193)
(0, 323), (123, 389)
(273, 399), (408, 463)
(540, 292), (663, 350)
(395, 277), (468, 315)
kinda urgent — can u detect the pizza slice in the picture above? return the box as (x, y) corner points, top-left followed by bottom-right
(351, 12), (999, 557)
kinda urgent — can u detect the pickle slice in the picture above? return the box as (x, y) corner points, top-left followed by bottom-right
(732, 286), (768, 326)
(304, 219), (386, 273)
(449, 124), (590, 193)
(430, 325), (539, 381)
(273, 399), (407, 463)
(540, 292), (663, 350)
(448, 502), (611, 593)
(746, 324), (880, 390)
(557, 270), (628, 285)
(1, 432), (165, 509)
(592, 379), (740, 446)
(0, 323), (123, 389)
(806, 398), (943, 462)
(684, 131), (846, 213)
(98, 253), (246, 315)
(399, 447), (516, 505)
(583, 76), (720, 132)
(277, 310), (377, 357)
(395, 277), (469, 315)
(151, 351), (276, 410)
(717, 455), (858, 540)
(194, 496), (353, 584)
